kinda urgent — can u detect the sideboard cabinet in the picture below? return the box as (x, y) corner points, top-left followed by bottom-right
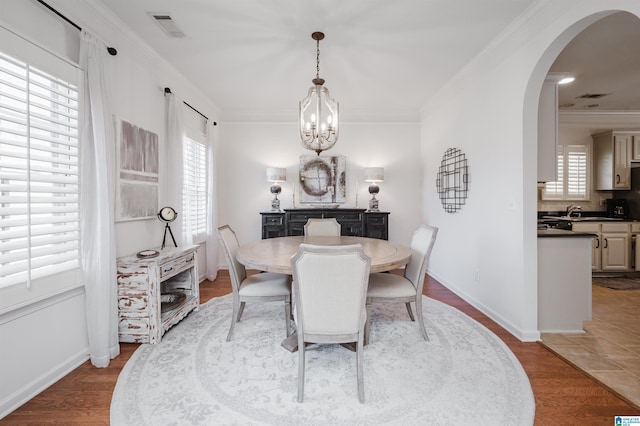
(117, 245), (199, 344)
(261, 208), (389, 240)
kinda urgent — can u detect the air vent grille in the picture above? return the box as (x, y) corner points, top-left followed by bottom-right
(148, 12), (186, 38)
(575, 93), (610, 99)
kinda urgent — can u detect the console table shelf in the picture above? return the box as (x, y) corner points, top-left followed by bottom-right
(261, 208), (389, 240)
(117, 245), (200, 344)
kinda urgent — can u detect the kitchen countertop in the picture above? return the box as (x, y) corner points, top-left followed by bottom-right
(537, 229), (596, 238)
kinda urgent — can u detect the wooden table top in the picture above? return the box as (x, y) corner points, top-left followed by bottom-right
(236, 236), (412, 274)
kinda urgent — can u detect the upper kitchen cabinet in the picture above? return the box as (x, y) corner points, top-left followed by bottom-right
(592, 130), (632, 190)
(631, 133), (640, 161)
(537, 75), (561, 182)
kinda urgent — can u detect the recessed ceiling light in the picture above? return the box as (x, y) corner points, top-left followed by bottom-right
(558, 77), (575, 85)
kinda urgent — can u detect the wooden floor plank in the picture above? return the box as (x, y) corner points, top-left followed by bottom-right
(1, 271), (638, 425)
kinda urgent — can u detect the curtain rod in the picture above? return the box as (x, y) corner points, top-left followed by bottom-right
(164, 87), (217, 126)
(36, 0), (117, 56)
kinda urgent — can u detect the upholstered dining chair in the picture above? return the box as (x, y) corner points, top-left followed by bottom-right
(365, 224), (438, 342)
(303, 218), (341, 236)
(291, 243), (371, 403)
(217, 225), (292, 342)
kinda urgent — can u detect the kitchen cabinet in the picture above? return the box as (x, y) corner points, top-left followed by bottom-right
(537, 78), (559, 182)
(592, 131), (632, 190)
(572, 222), (630, 271)
(631, 133), (640, 161)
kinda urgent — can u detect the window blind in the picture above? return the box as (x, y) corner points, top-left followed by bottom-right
(542, 145), (589, 201)
(183, 137), (207, 238)
(0, 50), (79, 289)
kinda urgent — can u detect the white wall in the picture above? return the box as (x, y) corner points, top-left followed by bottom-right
(217, 121), (423, 252)
(420, 0), (640, 341)
(1, 0), (220, 417)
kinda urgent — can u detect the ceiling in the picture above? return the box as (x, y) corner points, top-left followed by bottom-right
(550, 11), (640, 112)
(93, 1), (640, 120)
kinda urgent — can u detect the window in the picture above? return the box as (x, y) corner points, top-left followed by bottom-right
(183, 107), (209, 242)
(542, 145), (589, 200)
(183, 136), (207, 240)
(0, 48), (79, 300)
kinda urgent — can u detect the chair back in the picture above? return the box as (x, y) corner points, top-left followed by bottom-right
(291, 244), (371, 336)
(217, 225), (247, 292)
(404, 225), (438, 292)
(303, 218), (341, 236)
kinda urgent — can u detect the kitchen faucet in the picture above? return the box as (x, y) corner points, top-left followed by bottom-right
(566, 203), (582, 217)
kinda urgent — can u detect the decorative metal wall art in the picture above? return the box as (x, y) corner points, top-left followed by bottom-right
(298, 155), (346, 205)
(436, 148), (469, 213)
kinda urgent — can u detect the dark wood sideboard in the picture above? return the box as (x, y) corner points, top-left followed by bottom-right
(261, 208), (389, 240)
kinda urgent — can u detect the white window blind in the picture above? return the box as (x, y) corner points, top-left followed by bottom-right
(183, 137), (207, 239)
(0, 50), (79, 289)
(542, 145), (589, 201)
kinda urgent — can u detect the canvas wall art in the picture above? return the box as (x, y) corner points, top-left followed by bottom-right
(115, 118), (159, 221)
(298, 155), (346, 205)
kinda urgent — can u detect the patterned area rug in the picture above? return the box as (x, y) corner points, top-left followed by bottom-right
(111, 294), (534, 425)
(593, 277), (640, 290)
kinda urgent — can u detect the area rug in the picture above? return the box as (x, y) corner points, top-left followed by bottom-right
(593, 277), (640, 290)
(111, 294), (535, 425)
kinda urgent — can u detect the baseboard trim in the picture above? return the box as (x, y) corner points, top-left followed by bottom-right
(427, 270), (541, 342)
(0, 348), (89, 419)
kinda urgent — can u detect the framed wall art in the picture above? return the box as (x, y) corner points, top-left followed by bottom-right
(115, 118), (159, 221)
(298, 155), (346, 206)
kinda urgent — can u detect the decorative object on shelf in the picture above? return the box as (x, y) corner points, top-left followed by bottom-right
(266, 167), (286, 211)
(436, 148), (469, 213)
(136, 249), (159, 259)
(160, 291), (187, 313)
(364, 167), (384, 212)
(299, 32), (339, 155)
(299, 155), (346, 205)
(115, 117), (159, 221)
(157, 206), (178, 249)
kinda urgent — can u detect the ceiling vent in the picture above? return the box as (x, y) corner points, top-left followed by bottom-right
(575, 93), (610, 99)
(148, 13), (186, 38)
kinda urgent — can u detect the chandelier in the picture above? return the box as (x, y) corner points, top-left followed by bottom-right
(299, 32), (339, 155)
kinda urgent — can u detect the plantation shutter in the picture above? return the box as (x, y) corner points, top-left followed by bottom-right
(542, 145), (589, 201)
(0, 50), (79, 289)
(183, 136), (207, 239)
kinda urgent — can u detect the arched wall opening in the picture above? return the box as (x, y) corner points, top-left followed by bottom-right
(523, 7), (640, 335)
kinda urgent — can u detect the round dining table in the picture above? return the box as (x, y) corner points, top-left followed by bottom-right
(236, 235), (412, 274)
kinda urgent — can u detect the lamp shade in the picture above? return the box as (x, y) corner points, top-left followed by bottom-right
(363, 167), (384, 182)
(266, 167), (286, 182)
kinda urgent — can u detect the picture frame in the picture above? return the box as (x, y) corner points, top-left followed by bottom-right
(298, 155), (346, 205)
(115, 117), (159, 221)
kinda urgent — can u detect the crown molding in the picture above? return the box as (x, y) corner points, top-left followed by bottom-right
(559, 110), (640, 128)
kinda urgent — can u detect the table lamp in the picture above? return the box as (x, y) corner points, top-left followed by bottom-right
(266, 167), (286, 211)
(364, 167), (384, 212)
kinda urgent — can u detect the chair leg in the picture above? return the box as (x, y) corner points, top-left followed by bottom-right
(284, 299), (291, 337)
(237, 301), (246, 321)
(405, 302), (415, 321)
(364, 300), (371, 345)
(357, 336), (365, 403)
(415, 296), (429, 341)
(297, 335), (305, 402)
(226, 296), (240, 342)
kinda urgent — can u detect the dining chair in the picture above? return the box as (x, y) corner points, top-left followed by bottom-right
(217, 225), (292, 342)
(365, 224), (438, 341)
(303, 218), (341, 236)
(291, 243), (371, 403)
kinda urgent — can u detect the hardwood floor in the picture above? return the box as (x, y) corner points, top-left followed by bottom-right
(2, 271), (638, 425)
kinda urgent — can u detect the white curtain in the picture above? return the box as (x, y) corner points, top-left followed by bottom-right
(205, 127), (218, 281)
(79, 31), (119, 367)
(166, 93), (191, 246)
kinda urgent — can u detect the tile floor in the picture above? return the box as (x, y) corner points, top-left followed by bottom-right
(541, 285), (640, 409)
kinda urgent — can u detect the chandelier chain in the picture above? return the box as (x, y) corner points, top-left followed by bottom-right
(316, 38), (320, 80)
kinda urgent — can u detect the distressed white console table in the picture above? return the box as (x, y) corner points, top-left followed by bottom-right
(116, 245), (199, 344)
